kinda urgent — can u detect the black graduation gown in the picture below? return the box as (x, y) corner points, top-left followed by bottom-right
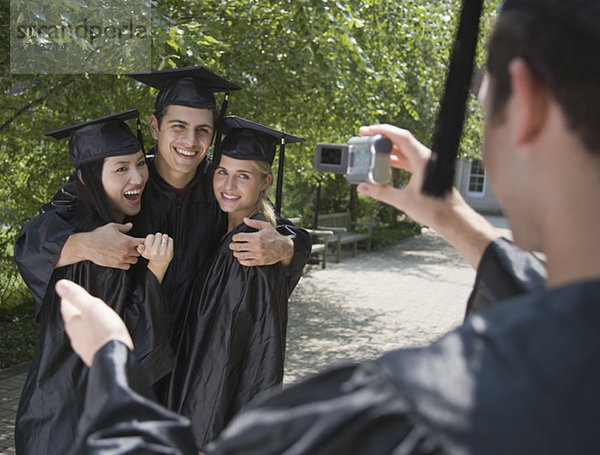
(71, 278), (600, 455)
(14, 153), (311, 349)
(70, 340), (197, 455)
(15, 203), (173, 455)
(166, 213), (291, 449)
(14, 177), (79, 309)
(129, 157), (226, 341)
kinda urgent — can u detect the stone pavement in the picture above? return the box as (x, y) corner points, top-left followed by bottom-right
(0, 217), (510, 453)
(0, 363), (28, 454)
(283, 227), (475, 384)
(283, 214), (511, 385)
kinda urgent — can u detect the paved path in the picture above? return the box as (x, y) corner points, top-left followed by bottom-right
(283, 227), (475, 383)
(0, 218), (510, 453)
(0, 364), (28, 454)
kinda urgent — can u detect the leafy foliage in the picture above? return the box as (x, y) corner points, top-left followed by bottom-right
(0, 299), (39, 369)
(371, 220), (423, 250)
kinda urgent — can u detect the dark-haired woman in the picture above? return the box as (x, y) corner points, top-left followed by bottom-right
(15, 112), (174, 455)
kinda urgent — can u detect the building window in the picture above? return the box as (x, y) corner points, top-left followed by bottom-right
(467, 159), (486, 196)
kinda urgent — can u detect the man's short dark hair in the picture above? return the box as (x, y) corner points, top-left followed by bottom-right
(487, 7), (600, 153)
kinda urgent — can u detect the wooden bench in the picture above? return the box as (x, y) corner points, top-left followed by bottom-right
(288, 216), (335, 269)
(317, 210), (376, 263)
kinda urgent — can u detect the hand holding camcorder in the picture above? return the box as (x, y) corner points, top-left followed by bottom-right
(313, 135), (392, 185)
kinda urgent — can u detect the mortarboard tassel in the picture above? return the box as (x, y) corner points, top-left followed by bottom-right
(275, 138), (285, 215)
(212, 89), (231, 167)
(136, 116), (146, 156)
(422, 0), (484, 197)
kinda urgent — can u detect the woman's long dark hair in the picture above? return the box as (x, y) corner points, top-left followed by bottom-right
(76, 159), (116, 224)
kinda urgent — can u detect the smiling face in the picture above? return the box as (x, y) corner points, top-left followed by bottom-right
(213, 155), (272, 226)
(101, 151), (148, 223)
(150, 104), (215, 188)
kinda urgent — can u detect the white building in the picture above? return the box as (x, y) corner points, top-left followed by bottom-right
(454, 158), (503, 214)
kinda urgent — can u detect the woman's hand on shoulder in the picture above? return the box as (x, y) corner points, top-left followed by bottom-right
(138, 233), (174, 283)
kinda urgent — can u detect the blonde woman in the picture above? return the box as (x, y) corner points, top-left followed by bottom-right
(165, 117), (306, 451)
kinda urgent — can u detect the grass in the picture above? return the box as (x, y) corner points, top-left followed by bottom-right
(0, 299), (38, 370)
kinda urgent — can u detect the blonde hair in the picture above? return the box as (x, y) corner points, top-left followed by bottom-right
(250, 160), (276, 226)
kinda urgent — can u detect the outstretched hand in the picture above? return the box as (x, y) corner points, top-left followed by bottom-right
(356, 124), (500, 269)
(229, 218), (294, 267)
(57, 279), (133, 367)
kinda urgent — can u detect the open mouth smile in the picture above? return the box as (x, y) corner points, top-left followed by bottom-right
(175, 147), (197, 157)
(221, 192), (241, 201)
(124, 188), (142, 201)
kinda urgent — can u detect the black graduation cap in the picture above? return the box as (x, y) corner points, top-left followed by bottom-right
(126, 66), (242, 111)
(45, 109), (142, 168)
(220, 116), (306, 214)
(422, 0), (484, 197)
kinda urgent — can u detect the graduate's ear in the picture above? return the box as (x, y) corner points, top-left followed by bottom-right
(510, 58), (550, 146)
(261, 172), (273, 191)
(149, 114), (160, 140)
(77, 169), (85, 185)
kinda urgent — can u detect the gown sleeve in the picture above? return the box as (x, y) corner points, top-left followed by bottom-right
(464, 237), (547, 317)
(14, 179), (79, 315)
(123, 264), (175, 385)
(71, 340), (197, 455)
(74, 341), (441, 455)
(275, 215), (312, 294)
(203, 360), (442, 455)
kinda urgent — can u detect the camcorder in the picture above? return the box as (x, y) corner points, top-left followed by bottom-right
(313, 135), (392, 185)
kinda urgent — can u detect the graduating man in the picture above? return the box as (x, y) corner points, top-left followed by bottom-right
(15, 67), (311, 347)
(54, 0), (600, 453)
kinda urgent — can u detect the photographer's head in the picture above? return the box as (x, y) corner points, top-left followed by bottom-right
(479, 0), (600, 257)
(486, 0), (600, 153)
